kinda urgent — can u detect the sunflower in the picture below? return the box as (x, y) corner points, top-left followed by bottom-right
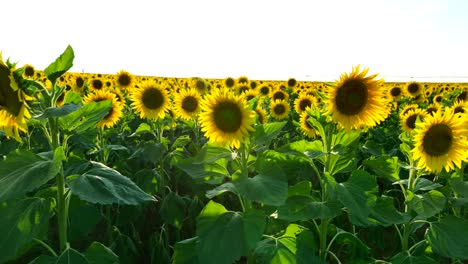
(237, 76), (249, 85)
(388, 85), (403, 101)
(0, 53), (31, 141)
(270, 99), (290, 120)
(22, 64), (35, 79)
(254, 107), (268, 124)
(405, 82), (423, 97)
(130, 80), (170, 120)
(433, 94), (444, 105)
(299, 111), (318, 139)
(451, 100), (467, 117)
(241, 89), (258, 102)
(190, 77), (208, 94)
(258, 84), (272, 97)
(425, 104), (441, 116)
(456, 88), (468, 102)
(287, 78), (298, 89)
(271, 89), (289, 101)
(173, 88), (201, 120)
(399, 104), (419, 118)
(89, 77), (104, 91)
(400, 108), (428, 133)
(115, 70), (135, 91)
(325, 65), (388, 130)
(198, 88), (255, 149)
(250, 80), (258, 90)
(69, 73), (86, 93)
(294, 93), (317, 114)
(223, 77), (236, 89)
(412, 109), (468, 172)
(83, 90), (124, 129)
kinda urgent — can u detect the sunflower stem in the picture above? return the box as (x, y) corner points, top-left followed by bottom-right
(401, 158), (416, 252)
(48, 116), (69, 253)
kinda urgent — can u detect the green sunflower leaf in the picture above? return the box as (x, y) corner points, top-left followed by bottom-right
(251, 121), (287, 146)
(195, 201), (265, 264)
(83, 242), (119, 264)
(59, 100), (112, 133)
(337, 170), (378, 226)
(0, 198), (53, 263)
(426, 215), (468, 260)
(44, 45), (74, 84)
(55, 247), (89, 264)
(0, 150), (61, 202)
(67, 161), (156, 205)
(277, 196), (342, 221)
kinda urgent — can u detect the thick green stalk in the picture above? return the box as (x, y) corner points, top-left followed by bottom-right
(401, 161), (416, 252)
(49, 116), (68, 252)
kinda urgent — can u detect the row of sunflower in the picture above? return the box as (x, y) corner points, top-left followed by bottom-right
(1, 46), (468, 263)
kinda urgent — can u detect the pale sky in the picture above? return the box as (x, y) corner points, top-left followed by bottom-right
(2, 0), (468, 82)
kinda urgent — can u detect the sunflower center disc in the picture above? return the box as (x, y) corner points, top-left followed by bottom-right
(408, 83), (420, 94)
(142, 88), (164, 110)
(335, 79), (368, 115)
(273, 91), (286, 101)
(423, 124), (453, 157)
(0, 65), (22, 116)
(390, 87), (401, 97)
(213, 102), (242, 133)
(299, 99), (312, 111)
(118, 74), (131, 86)
(76, 77), (84, 88)
(182, 96), (198, 112)
(92, 79), (103, 90)
(274, 104), (286, 115)
(24, 66), (35, 77)
(405, 114), (418, 130)
(260, 86), (269, 95)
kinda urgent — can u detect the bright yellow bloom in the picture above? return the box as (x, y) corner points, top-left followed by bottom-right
(173, 88), (201, 120)
(412, 109), (468, 172)
(83, 90), (124, 129)
(130, 80), (170, 120)
(325, 65), (389, 130)
(198, 88), (255, 149)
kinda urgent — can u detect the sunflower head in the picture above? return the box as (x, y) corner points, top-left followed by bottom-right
(0, 53), (31, 141)
(425, 104), (441, 116)
(223, 77), (236, 89)
(412, 109), (468, 172)
(400, 108), (428, 133)
(130, 80), (170, 120)
(198, 88), (255, 149)
(388, 86), (403, 101)
(191, 77), (208, 94)
(84, 90), (124, 129)
(258, 84), (272, 97)
(325, 65), (388, 131)
(406, 82), (423, 96)
(22, 64), (35, 79)
(294, 93), (317, 114)
(173, 88), (202, 120)
(69, 73), (86, 93)
(237, 76), (249, 85)
(433, 94), (444, 105)
(115, 70), (135, 90)
(254, 107), (268, 125)
(270, 99), (290, 120)
(299, 111), (318, 139)
(287, 78), (297, 89)
(89, 77), (104, 91)
(271, 89), (289, 101)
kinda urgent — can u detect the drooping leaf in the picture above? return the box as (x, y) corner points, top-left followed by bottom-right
(407, 190), (446, 219)
(252, 121), (287, 146)
(44, 45), (74, 84)
(160, 192), (186, 229)
(0, 150), (61, 202)
(234, 157), (288, 206)
(59, 100), (112, 133)
(0, 198), (53, 263)
(369, 196), (410, 226)
(196, 201), (265, 264)
(67, 161), (156, 205)
(173, 237), (200, 264)
(55, 247), (89, 264)
(363, 156), (400, 182)
(390, 251), (438, 264)
(336, 170), (378, 226)
(278, 196), (342, 221)
(83, 242), (119, 264)
(426, 215), (468, 260)
(35, 103), (82, 119)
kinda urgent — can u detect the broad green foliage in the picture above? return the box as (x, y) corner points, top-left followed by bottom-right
(1, 46), (467, 263)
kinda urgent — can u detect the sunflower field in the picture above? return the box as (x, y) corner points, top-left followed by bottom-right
(1, 45), (468, 264)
